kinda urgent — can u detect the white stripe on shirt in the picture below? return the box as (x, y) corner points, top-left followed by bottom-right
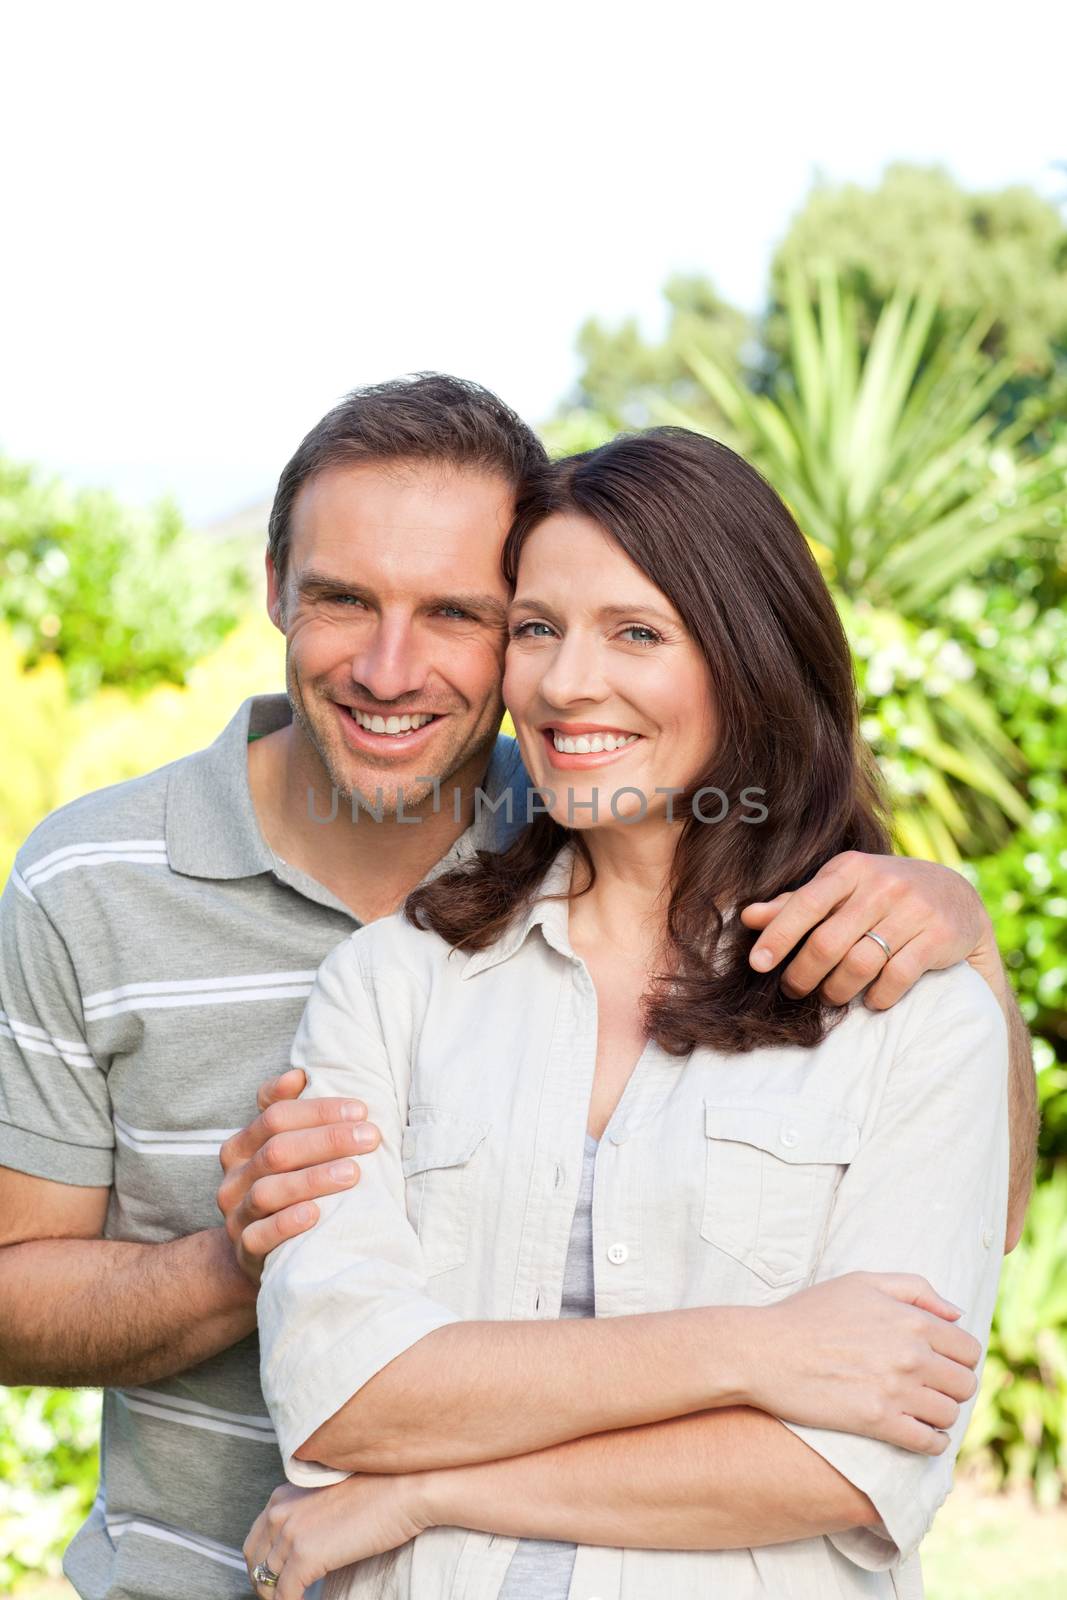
(10, 868), (37, 903)
(104, 1511), (248, 1572)
(84, 970), (320, 1006)
(23, 838), (169, 879)
(85, 982), (315, 1022)
(118, 1390), (278, 1443)
(0, 1013), (97, 1070)
(113, 1114), (239, 1156)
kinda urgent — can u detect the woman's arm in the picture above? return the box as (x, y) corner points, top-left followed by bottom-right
(259, 943), (983, 1484)
(777, 963), (1011, 1570)
(741, 852), (1036, 1249)
(246, 1408), (880, 1599)
(244, 1407), (880, 1596)
(419, 1406), (879, 1549)
(299, 1268), (976, 1474)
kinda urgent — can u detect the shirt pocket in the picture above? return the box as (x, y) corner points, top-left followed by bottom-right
(401, 1106), (490, 1276)
(700, 1098), (860, 1289)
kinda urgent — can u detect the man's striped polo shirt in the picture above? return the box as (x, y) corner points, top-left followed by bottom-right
(0, 693), (528, 1600)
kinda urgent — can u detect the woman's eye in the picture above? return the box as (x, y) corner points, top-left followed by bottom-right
(619, 625), (661, 645)
(510, 620), (555, 639)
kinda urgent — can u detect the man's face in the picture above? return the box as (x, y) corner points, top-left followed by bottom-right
(268, 459), (514, 816)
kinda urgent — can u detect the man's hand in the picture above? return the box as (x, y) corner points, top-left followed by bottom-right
(217, 1069), (381, 1283)
(741, 850), (1005, 1009)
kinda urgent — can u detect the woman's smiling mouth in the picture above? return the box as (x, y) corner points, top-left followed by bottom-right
(540, 723), (643, 767)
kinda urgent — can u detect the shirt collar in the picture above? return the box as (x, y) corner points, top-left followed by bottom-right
(165, 694), (288, 879)
(461, 841), (579, 980)
(165, 693), (533, 884)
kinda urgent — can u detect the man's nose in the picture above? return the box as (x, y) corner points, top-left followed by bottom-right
(350, 618), (428, 704)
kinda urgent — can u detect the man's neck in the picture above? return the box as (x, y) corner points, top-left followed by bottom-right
(246, 722), (492, 922)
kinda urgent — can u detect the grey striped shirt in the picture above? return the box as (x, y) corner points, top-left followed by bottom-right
(0, 693), (527, 1600)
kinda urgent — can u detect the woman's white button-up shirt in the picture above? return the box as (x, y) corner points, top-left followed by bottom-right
(258, 843), (1009, 1600)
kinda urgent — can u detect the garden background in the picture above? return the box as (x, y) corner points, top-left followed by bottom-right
(2, 163), (1066, 1596)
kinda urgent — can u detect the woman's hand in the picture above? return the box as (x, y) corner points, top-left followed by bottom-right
(743, 1271), (982, 1453)
(244, 1474), (432, 1599)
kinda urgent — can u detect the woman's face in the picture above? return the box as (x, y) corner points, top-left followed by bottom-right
(504, 512), (717, 832)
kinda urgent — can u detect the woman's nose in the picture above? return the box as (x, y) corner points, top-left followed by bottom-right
(537, 635), (608, 708)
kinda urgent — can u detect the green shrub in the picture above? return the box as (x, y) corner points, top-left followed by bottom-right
(0, 1387), (100, 1589)
(963, 1166), (1067, 1505)
(0, 457), (251, 698)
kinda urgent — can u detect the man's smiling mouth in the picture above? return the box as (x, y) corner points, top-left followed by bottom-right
(348, 708), (439, 736)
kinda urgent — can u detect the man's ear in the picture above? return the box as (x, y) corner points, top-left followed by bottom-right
(265, 551), (287, 633)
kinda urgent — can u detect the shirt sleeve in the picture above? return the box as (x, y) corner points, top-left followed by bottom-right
(256, 936), (463, 1487)
(780, 963), (1010, 1569)
(0, 869), (113, 1186)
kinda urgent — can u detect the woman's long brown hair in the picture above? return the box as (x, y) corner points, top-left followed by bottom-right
(405, 427), (890, 1053)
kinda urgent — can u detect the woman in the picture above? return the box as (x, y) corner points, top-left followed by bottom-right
(248, 429), (1007, 1599)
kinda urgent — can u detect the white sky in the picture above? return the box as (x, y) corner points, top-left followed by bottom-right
(2, 0), (1064, 524)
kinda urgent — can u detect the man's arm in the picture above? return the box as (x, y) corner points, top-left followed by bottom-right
(999, 983), (1039, 1251)
(418, 1406), (879, 1550)
(741, 849), (1038, 1248)
(0, 1166), (257, 1386)
(0, 869), (266, 1388)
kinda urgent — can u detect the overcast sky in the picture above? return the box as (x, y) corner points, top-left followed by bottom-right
(2, 0), (1064, 524)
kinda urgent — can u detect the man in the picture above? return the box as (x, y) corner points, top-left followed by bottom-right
(0, 375), (1037, 1600)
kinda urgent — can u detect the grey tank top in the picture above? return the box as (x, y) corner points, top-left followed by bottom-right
(497, 1130), (599, 1600)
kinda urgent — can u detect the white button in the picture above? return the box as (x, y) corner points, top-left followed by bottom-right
(982, 1227), (994, 1249)
(779, 1127), (800, 1148)
(607, 1241), (629, 1265)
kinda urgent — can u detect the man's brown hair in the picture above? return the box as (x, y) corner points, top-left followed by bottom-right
(268, 372), (549, 583)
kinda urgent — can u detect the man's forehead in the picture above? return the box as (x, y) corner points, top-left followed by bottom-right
(292, 458), (516, 526)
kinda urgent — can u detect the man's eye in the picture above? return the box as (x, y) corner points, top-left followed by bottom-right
(326, 594), (364, 607)
(437, 605), (471, 620)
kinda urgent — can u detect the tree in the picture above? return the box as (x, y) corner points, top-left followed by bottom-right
(558, 167), (1067, 440)
(0, 456), (252, 698)
(770, 164), (1067, 376)
(661, 266), (1067, 862)
(565, 274), (750, 437)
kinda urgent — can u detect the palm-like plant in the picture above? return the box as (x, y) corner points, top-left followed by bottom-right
(661, 267), (1067, 861)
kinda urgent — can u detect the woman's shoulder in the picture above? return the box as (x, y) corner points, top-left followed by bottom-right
(841, 960), (1008, 1084)
(323, 903), (461, 995)
(878, 960), (1005, 1036)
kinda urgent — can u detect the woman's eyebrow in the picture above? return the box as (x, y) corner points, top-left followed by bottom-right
(509, 597), (679, 627)
(596, 602), (679, 626)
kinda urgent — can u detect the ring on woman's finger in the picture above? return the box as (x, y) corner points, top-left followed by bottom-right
(251, 1560), (280, 1589)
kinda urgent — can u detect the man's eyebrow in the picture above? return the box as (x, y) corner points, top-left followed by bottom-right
(296, 570), (369, 597)
(425, 593), (509, 626)
(295, 571), (507, 626)
(509, 597), (679, 627)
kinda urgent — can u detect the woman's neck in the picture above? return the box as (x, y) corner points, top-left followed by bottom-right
(568, 823), (677, 967)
